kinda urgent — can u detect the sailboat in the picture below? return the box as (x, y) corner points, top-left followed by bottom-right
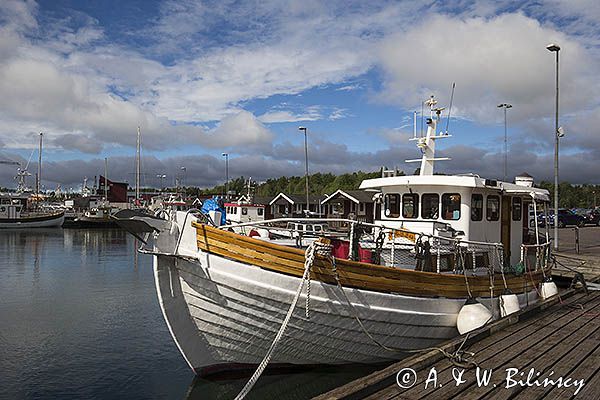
(0, 133), (65, 228)
(119, 97), (554, 377)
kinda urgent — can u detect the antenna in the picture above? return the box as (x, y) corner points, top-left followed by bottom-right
(445, 82), (455, 134)
(413, 111), (417, 139)
(420, 101), (424, 137)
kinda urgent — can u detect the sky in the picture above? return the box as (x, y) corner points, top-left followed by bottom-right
(0, 0), (599, 192)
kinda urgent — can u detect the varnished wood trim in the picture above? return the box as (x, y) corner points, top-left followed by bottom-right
(193, 222), (545, 298)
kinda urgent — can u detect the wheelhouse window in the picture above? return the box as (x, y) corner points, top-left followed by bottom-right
(486, 195), (500, 221)
(241, 207), (248, 215)
(383, 193), (400, 218)
(257, 208), (264, 216)
(402, 193), (419, 219)
(421, 194), (439, 219)
(471, 194), (483, 221)
(442, 193), (461, 220)
(512, 197), (522, 221)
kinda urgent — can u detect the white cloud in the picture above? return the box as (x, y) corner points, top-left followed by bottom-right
(257, 105), (347, 123)
(206, 110), (273, 150)
(376, 13), (599, 125)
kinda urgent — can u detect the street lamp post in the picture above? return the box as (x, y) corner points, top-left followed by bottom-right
(221, 153), (229, 199)
(547, 43), (560, 251)
(298, 127), (309, 213)
(497, 103), (512, 182)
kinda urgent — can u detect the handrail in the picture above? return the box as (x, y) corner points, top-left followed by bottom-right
(209, 216), (502, 248)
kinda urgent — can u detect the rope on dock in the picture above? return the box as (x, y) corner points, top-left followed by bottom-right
(234, 240), (327, 400)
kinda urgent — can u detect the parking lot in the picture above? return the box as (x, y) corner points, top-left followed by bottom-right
(556, 225), (600, 255)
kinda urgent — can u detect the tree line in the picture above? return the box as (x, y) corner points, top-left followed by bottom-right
(184, 170), (382, 198)
(185, 173), (600, 210)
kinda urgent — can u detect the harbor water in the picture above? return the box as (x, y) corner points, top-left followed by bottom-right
(0, 229), (378, 399)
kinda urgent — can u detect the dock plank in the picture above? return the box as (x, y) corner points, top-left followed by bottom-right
(314, 290), (600, 400)
(399, 294), (600, 399)
(389, 292), (600, 400)
(512, 334), (600, 399)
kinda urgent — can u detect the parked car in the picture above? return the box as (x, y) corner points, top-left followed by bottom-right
(540, 209), (586, 228)
(585, 208), (600, 226)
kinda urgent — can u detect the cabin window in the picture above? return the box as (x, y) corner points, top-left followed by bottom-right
(383, 193), (401, 218)
(0, 206), (5, 213)
(486, 195), (500, 221)
(442, 193), (461, 220)
(471, 194), (483, 221)
(241, 207), (248, 215)
(512, 197), (522, 221)
(359, 203), (365, 212)
(421, 194), (439, 219)
(402, 193), (419, 219)
(257, 208), (264, 216)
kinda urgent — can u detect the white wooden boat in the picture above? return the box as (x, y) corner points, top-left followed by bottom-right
(122, 96), (554, 379)
(0, 199), (64, 228)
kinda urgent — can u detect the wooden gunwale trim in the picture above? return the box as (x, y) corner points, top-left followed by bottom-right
(198, 226), (541, 289)
(197, 232), (536, 292)
(193, 223), (545, 298)
(197, 234), (538, 298)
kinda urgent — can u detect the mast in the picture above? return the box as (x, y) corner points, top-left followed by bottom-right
(37, 132), (43, 195)
(104, 157), (108, 202)
(136, 126), (141, 202)
(405, 96), (451, 175)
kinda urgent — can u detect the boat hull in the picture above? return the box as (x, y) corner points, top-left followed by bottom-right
(0, 212), (65, 228)
(153, 251), (537, 376)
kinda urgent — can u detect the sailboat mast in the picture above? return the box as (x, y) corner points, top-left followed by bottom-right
(37, 132), (43, 195)
(136, 126), (141, 202)
(104, 157), (108, 201)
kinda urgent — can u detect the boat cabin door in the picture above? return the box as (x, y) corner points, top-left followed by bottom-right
(501, 196), (511, 261)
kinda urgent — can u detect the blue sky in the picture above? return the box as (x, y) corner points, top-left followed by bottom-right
(0, 0), (599, 191)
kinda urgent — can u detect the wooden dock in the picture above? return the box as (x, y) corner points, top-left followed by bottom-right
(315, 289), (600, 400)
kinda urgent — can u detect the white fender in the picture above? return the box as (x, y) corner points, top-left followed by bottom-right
(499, 293), (520, 317)
(540, 280), (558, 300)
(456, 298), (493, 334)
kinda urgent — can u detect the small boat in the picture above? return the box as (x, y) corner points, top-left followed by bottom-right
(120, 96), (554, 380)
(74, 205), (118, 228)
(0, 197), (64, 228)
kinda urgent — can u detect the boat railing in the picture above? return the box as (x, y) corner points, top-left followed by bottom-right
(520, 241), (552, 272)
(215, 217), (514, 275)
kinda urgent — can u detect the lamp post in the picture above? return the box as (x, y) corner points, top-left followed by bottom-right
(547, 43), (560, 250)
(497, 103), (512, 182)
(221, 153), (229, 199)
(298, 127), (309, 212)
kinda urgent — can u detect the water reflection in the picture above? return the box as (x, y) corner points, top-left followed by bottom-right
(0, 229), (383, 399)
(184, 365), (381, 400)
(0, 228), (192, 400)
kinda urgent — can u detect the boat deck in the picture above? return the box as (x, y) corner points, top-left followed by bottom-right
(315, 288), (600, 399)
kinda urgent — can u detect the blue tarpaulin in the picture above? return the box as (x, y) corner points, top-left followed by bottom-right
(200, 197), (226, 225)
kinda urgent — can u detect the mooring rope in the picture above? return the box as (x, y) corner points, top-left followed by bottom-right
(235, 240), (325, 400)
(328, 254), (478, 369)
